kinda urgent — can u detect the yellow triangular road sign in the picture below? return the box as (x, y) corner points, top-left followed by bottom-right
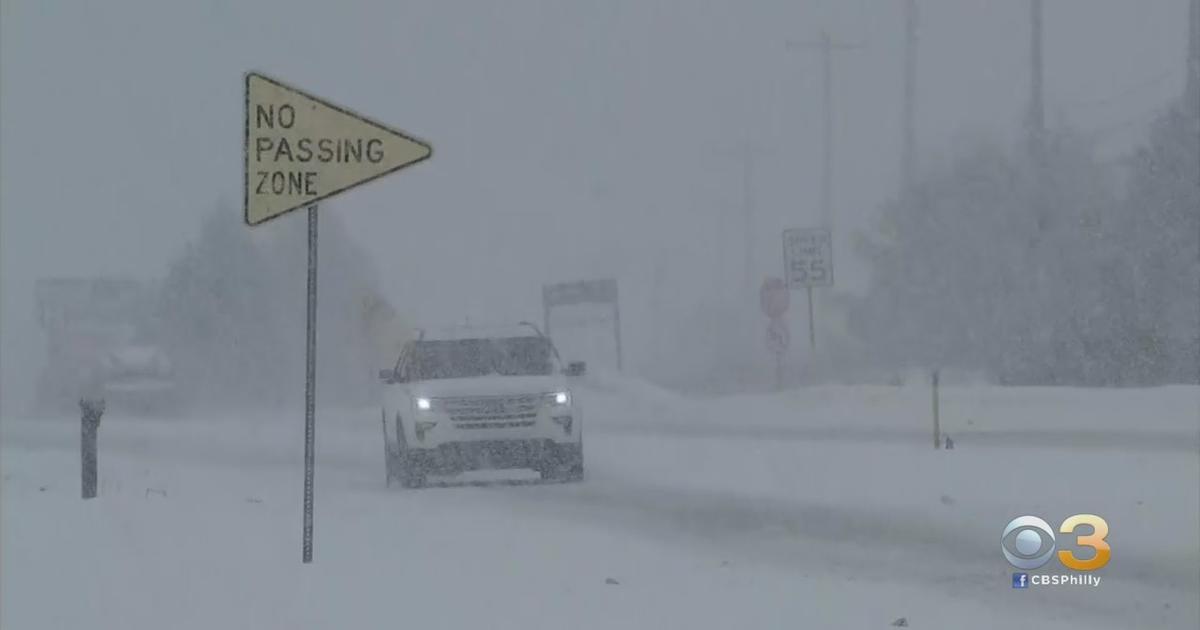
(244, 72), (431, 226)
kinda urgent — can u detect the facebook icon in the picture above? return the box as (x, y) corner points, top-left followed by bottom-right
(1012, 573), (1029, 589)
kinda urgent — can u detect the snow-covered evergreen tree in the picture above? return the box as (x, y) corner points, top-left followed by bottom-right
(158, 202), (389, 410)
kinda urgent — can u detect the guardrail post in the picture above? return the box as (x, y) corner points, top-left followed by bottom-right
(931, 370), (941, 450)
(80, 398), (105, 499)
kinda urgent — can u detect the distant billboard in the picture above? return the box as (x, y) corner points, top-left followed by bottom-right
(542, 278), (619, 308)
(541, 278), (622, 371)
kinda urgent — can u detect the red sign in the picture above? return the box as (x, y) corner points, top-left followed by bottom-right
(766, 318), (790, 354)
(760, 277), (790, 319)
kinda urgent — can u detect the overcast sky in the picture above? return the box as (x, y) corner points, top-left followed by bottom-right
(1, 0), (1190, 410)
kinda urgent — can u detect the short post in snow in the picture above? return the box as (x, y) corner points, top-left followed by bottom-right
(806, 286), (816, 350)
(774, 348), (784, 391)
(931, 369), (941, 450)
(381, 407), (393, 487)
(80, 398), (105, 499)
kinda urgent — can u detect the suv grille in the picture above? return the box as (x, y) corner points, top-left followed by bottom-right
(439, 395), (540, 423)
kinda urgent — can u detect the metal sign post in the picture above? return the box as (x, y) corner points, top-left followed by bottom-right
(806, 286), (815, 349)
(760, 277), (791, 389)
(765, 318), (790, 390)
(244, 72), (432, 564)
(302, 204), (318, 563)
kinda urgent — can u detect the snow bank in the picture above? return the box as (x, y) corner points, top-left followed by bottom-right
(2, 381), (1197, 629)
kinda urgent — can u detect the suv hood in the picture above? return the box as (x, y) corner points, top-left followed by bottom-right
(412, 374), (569, 398)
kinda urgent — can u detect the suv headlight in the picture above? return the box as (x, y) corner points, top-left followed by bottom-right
(415, 397), (433, 411)
(546, 391), (571, 406)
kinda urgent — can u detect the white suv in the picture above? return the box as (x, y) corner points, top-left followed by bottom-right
(380, 325), (585, 488)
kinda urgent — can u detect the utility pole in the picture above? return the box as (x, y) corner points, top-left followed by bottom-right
(787, 32), (860, 231)
(902, 0), (918, 192)
(712, 141), (773, 299)
(1026, 0), (1052, 329)
(786, 31), (859, 361)
(1028, 0), (1046, 165)
(1027, 0), (1052, 238)
(820, 30), (834, 229)
(741, 140), (755, 298)
(1187, 0), (1200, 113)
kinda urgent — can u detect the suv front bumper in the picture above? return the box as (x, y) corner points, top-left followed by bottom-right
(406, 439), (582, 475)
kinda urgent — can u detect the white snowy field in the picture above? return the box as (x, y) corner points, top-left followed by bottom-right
(2, 380), (1197, 630)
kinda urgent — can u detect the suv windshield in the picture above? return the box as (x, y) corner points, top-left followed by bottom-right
(409, 337), (555, 380)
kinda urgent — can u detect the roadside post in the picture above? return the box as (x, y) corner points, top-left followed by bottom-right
(766, 319), (790, 389)
(243, 72), (432, 563)
(760, 277), (790, 390)
(782, 228), (833, 350)
(932, 369), (941, 449)
(80, 398), (105, 499)
(381, 408), (390, 486)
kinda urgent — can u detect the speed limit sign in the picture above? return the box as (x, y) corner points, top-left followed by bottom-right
(783, 228), (833, 289)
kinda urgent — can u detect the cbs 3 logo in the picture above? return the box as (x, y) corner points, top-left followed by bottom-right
(1001, 514), (1111, 571)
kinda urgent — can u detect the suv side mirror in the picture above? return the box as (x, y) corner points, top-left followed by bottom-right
(564, 361), (587, 377)
(379, 369), (398, 384)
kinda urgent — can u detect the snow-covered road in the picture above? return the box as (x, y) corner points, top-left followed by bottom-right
(3, 380), (1197, 629)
